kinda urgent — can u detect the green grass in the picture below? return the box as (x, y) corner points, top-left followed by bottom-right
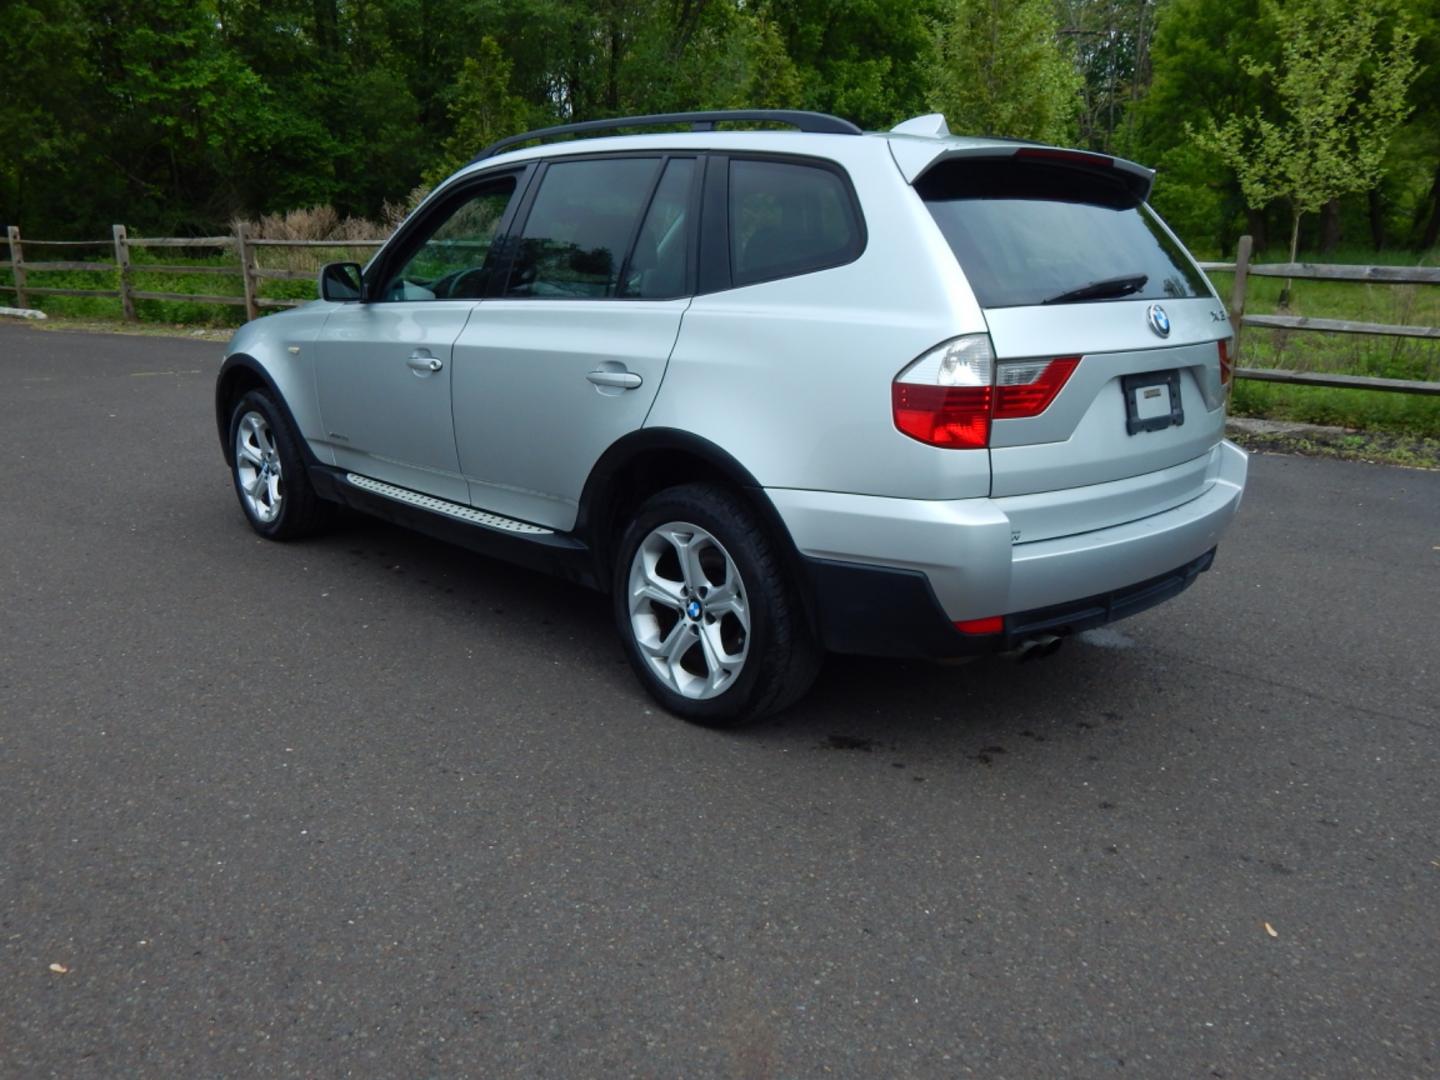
(1202, 244), (1440, 436)
(1227, 423), (1440, 469)
(1230, 380), (1440, 435)
(0, 244), (340, 326)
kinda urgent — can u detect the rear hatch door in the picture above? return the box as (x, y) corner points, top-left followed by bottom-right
(915, 152), (1230, 521)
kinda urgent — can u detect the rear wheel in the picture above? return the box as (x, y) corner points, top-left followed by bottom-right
(613, 483), (821, 726)
(228, 389), (333, 540)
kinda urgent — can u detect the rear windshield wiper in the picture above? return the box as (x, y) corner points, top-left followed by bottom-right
(1041, 274), (1148, 305)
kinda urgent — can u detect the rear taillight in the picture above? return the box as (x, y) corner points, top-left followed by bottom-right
(1218, 338), (1233, 388)
(892, 336), (994, 449)
(893, 336), (1079, 449)
(993, 356), (1080, 419)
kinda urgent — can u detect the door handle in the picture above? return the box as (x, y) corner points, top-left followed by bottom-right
(586, 369), (642, 390)
(406, 353), (443, 374)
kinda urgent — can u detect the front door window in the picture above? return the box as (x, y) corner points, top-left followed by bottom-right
(380, 179), (517, 301)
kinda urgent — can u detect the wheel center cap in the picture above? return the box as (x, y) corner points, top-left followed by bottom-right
(685, 599), (702, 620)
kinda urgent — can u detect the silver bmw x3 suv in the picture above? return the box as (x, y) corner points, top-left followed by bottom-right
(216, 109), (1247, 724)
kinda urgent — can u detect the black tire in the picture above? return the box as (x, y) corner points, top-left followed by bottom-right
(612, 483), (822, 726)
(227, 389), (334, 540)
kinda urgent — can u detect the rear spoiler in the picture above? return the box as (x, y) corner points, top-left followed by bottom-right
(890, 140), (1156, 202)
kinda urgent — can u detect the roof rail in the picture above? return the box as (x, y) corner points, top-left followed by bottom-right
(470, 110), (863, 164)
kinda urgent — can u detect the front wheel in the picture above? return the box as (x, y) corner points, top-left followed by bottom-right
(228, 389), (333, 540)
(613, 483), (821, 726)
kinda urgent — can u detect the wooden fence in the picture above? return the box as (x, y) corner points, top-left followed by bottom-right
(2, 224), (383, 321)
(4, 225), (1439, 397)
(1199, 235), (1440, 397)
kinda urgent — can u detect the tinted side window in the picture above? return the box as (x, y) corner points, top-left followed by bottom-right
(506, 158), (660, 299)
(729, 159), (861, 287)
(381, 178), (516, 301)
(619, 158), (695, 300)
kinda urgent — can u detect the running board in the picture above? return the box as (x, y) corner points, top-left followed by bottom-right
(344, 473), (554, 535)
(306, 466), (599, 590)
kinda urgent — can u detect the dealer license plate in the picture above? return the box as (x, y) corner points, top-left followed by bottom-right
(1121, 370), (1184, 435)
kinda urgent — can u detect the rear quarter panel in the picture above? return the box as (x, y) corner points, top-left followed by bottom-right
(645, 143), (994, 500)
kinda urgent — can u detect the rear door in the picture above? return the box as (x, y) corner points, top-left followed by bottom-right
(917, 155), (1231, 501)
(452, 154), (699, 530)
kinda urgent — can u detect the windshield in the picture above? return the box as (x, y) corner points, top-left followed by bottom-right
(917, 158), (1209, 309)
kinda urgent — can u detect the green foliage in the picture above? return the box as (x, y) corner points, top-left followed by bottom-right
(1057, 0), (1159, 152)
(4, 0), (1439, 435)
(925, 0), (1083, 143)
(1231, 381), (1440, 437)
(1202, 246), (1440, 435)
(0, 0), (89, 225)
(767, 0), (939, 128)
(1191, 0), (1421, 261)
(1, 0), (1438, 262)
(1145, 142), (1231, 249)
(426, 38), (532, 185)
(1394, 0), (1440, 248)
(1124, 0), (1271, 251)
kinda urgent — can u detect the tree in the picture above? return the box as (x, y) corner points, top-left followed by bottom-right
(925, 0), (1083, 143)
(1056, 0), (1158, 153)
(426, 38), (532, 185)
(0, 0), (90, 229)
(765, 0), (939, 129)
(1192, 0), (1419, 289)
(1398, 0), (1440, 250)
(1124, 0), (1272, 252)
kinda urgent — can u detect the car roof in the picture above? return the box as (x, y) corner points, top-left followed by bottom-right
(443, 114), (1154, 202)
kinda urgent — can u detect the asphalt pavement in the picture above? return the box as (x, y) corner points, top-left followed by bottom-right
(1, 322), (1436, 1078)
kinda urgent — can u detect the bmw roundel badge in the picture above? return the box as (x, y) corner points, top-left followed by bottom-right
(1146, 303), (1171, 338)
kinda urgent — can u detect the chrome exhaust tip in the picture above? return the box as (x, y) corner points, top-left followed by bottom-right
(1006, 633), (1061, 662)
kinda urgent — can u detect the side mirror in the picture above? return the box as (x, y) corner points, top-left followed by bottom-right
(318, 261), (365, 302)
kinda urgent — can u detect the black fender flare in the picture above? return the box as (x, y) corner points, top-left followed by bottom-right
(214, 354), (319, 469)
(575, 428), (816, 623)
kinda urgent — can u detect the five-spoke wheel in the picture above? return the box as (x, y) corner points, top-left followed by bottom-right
(613, 483), (820, 725)
(227, 389), (332, 540)
(234, 410), (283, 524)
(627, 522), (751, 700)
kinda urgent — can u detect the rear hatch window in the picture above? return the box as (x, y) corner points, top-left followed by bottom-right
(916, 158), (1208, 309)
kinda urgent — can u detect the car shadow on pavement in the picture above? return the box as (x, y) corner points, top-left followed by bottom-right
(767, 645), (1147, 757)
(289, 512), (1152, 761)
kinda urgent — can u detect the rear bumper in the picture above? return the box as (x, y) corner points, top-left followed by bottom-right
(773, 439), (1247, 657)
(804, 548), (1216, 657)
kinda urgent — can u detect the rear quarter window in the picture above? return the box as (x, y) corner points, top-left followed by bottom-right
(729, 159), (863, 287)
(917, 158), (1209, 309)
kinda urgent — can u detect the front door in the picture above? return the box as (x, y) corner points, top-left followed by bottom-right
(314, 174), (521, 503)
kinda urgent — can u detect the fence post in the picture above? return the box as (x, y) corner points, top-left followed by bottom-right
(112, 225), (136, 321)
(7, 226), (28, 310)
(1229, 234), (1252, 364)
(236, 222), (259, 321)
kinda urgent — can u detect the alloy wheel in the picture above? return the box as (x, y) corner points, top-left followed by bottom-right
(627, 522), (750, 700)
(234, 410), (283, 524)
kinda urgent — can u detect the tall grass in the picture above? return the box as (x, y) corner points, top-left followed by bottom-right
(0, 193), (426, 326)
(1201, 244), (1440, 435)
(2, 247), (247, 326)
